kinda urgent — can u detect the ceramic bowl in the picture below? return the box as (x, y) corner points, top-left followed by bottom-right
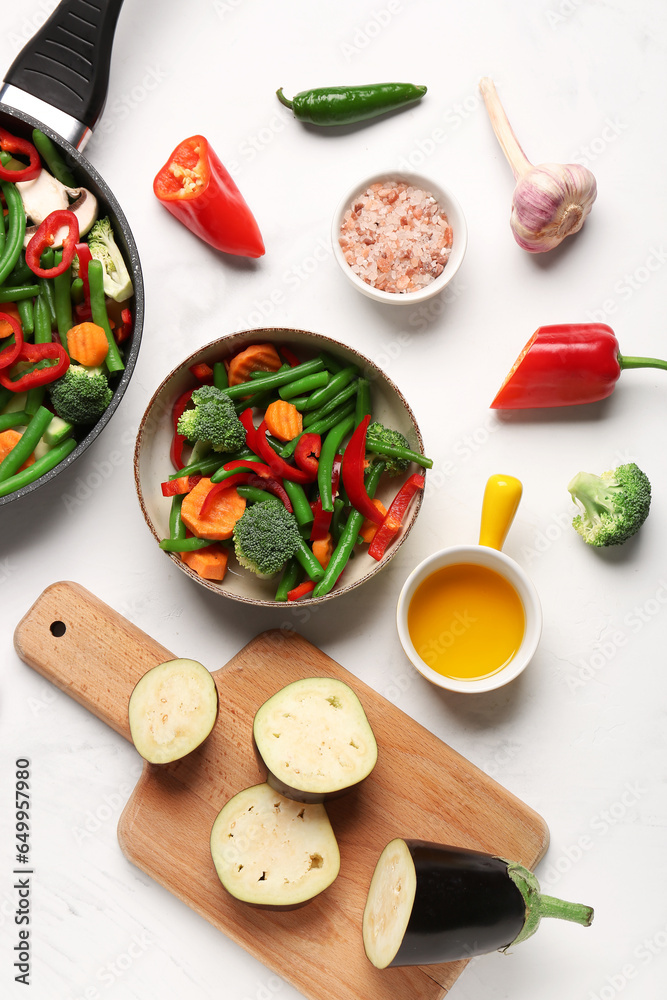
(135, 328), (427, 606)
(331, 170), (467, 305)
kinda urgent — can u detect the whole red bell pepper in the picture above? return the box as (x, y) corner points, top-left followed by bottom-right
(491, 323), (667, 409)
(26, 210), (79, 278)
(153, 135), (265, 258)
(0, 341), (69, 391)
(0, 127), (41, 182)
(368, 473), (425, 561)
(342, 415), (385, 524)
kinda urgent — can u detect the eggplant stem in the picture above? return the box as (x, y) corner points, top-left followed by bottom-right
(504, 861), (594, 947)
(479, 77), (532, 181)
(538, 894), (595, 926)
(276, 88), (294, 110)
(619, 354), (667, 372)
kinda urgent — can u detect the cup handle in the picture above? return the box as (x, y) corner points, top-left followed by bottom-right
(478, 474), (523, 550)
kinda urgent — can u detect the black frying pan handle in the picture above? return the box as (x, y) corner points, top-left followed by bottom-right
(3, 0), (125, 130)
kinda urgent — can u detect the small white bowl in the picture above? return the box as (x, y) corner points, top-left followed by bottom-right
(331, 170), (467, 305)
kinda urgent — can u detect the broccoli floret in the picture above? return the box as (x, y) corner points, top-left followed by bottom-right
(366, 421), (411, 476)
(49, 365), (112, 425)
(86, 216), (134, 302)
(177, 385), (246, 453)
(233, 502), (301, 577)
(568, 463), (651, 547)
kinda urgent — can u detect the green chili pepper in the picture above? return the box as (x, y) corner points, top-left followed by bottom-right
(32, 129), (77, 187)
(276, 82), (427, 126)
(0, 436), (76, 498)
(275, 558), (302, 602)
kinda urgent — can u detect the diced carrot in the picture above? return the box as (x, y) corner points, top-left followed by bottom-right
(312, 532), (334, 570)
(0, 429), (35, 471)
(181, 545), (229, 581)
(180, 478), (246, 540)
(66, 322), (109, 367)
(227, 343), (282, 386)
(0, 303), (22, 339)
(359, 499), (387, 544)
(264, 399), (303, 442)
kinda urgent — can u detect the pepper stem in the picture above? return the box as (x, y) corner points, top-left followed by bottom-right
(479, 78), (532, 181)
(619, 354), (667, 372)
(503, 861), (594, 948)
(276, 88), (293, 110)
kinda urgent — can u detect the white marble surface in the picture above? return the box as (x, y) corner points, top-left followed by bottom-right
(2, 1), (667, 998)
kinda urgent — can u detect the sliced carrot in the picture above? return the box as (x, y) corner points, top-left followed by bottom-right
(312, 532), (334, 570)
(67, 322), (109, 367)
(227, 343), (282, 386)
(0, 429), (35, 471)
(359, 499), (387, 544)
(264, 399), (303, 442)
(0, 303), (22, 339)
(180, 478), (246, 540)
(181, 545), (229, 581)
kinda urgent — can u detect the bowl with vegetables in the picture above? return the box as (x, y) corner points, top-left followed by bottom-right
(134, 328), (431, 606)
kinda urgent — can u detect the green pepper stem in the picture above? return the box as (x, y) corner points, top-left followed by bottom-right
(275, 88), (293, 110)
(619, 354), (667, 372)
(503, 861), (594, 948)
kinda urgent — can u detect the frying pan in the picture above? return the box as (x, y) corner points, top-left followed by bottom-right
(0, 0), (144, 506)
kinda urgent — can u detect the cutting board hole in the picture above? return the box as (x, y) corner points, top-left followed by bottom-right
(50, 621), (66, 637)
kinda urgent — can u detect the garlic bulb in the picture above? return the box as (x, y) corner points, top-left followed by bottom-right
(479, 77), (597, 253)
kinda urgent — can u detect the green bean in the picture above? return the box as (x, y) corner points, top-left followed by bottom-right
(37, 250), (57, 327)
(234, 388), (277, 414)
(318, 413), (356, 512)
(70, 277), (84, 303)
(279, 370), (329, 400)
(275, 558), (302, 601)
(250, 364), (289, 379)
(283, 480), (314, 526)
(169, 495), (186, 540)
(236, 485), (280, 504)
(223, 358), (324, 400)
(32, 129), (77, 186)
(0, 284), (38, 302)
(287, 395), (311, 411)
(210, 463), (260, 485)
(25, 296), (52, 417)
(213, 361), (228, 390)
(0, 196), (5, 257)
(303, 380), (359, 428)
(280, 400), (356, 458)
(0, 406), (54, 483)
(302, 365), (358, 411)
(159, 536), (215, 552)
(0, 386), (13, 410)
(88, 260), (124, 373)
(355, 378), (371, 427)
(17, 299), (34, 337)
(313, 462), (385, 597)
(0, 181), (27, 286)
(0, 436), (76, 498)
(318, 351), (344, 374)
(366, 436), (433, 469)
(6, 253), (32, 286)
(0, 410), (29, 432)
(294, 537), (325, 582)
(53, 253), (73, 346)
(169, 448), (255, 480)
(331, 498), (347, 544)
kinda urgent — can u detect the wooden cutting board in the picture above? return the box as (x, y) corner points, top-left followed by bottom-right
(14, 581), (549, 1000)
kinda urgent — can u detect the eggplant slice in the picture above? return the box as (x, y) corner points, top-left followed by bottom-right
(210, 783), (340, 907)
(128, 658), (218, 764)
(253, 677), (378, 802)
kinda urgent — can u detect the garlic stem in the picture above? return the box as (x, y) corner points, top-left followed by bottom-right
(479, 77), (531, 180)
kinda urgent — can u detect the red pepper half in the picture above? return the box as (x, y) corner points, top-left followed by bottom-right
(255, 420), (317, 484)
(153, 135), (265, 258)
(491, 323), (667, 409)
(0, 341), (69, 391)
(342, 415), (385, 524)
(0, 128), (41, 182)
(294, 433), (321, 476)
(26, 210), (79, 278)
(0, 313), (23, 370)
(368, 474), (425, 561)
(171, 388), (195, 470)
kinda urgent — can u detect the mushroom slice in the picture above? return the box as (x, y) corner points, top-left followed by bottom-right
(128, 658), (218, 764)
(210, 783), (340, 908)
(17, 170), (98, 246)
(253, 677), (378, 802)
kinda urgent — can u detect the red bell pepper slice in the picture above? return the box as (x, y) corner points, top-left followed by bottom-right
(279, 345), (301, 368)
(171, 388), (195, 470)
(189, 362), (214, 382)
(153, 135), (265, 258)
(199, 471), (292, 518)
(368, 474), (425, 561)
(294, 433), (321, 476)
(342, 415), (385, 524)
(115, 307), (133, 344)
(0, 128), (41, 182)
(223, 459), (272, 477)
(255, 420), (317, 484)
(26, 210), (79, 278)
(239, 407), (260, 454)
(287, 580), (316, 601)
(0, 341), (69, 391)
(74, 242), (93, 320)
(310, 454), (342, 541)
(0, 313), (23, 371)
(161, 474), (202, 497)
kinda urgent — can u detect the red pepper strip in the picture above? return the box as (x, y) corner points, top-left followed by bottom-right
(199, 472), (293, 518)
(153, 135), (265, 258)
(0, 313), (23, 370)
(246, 474), (292, 511)
(239, 407), (260, 454)
(161, 474), (202, 497)
(310, 454), (342, 541)
(341, 415), (384, 524)
(171, 388), (195, 470)
(255, 420), (317, 484)
(294, 433), (321, 476)
(287, 580), (316, 601)
(73, 243), (93, 321)
(0, 128), (41, 182)
(222, 459), (273, 477)
(368, 474), (425, 561)
(279, 345), (301, 368)
(115, 307), (133, 344)
(26, 210), (80, 278)
(189, 362), (214, 381)
(0, 342), (69, 391)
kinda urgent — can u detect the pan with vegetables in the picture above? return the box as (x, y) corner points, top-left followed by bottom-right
(0, 0), (143, 506)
